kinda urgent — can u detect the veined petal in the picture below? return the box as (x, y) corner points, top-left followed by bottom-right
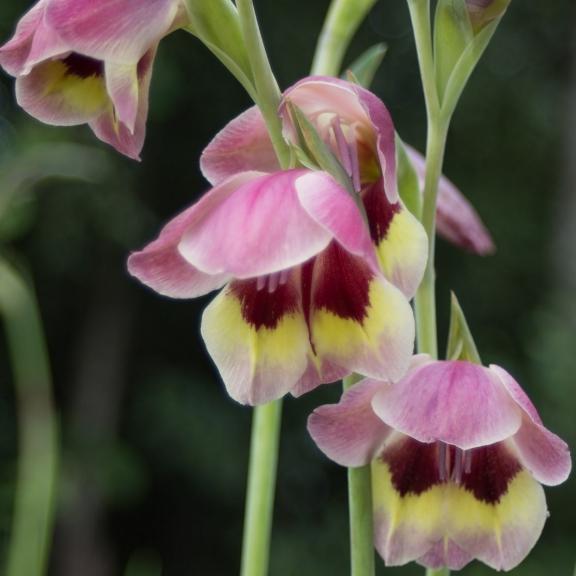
(45, 0), (179, 64)
(15, 54), (108, 125)
(490, 365), (572, 486)
(90, 48), (156, 159)
(362, 180), (427, 299)
(295, 171), (379, 271)
(282, 76), (398, 202)
(372, 437), (547, 571)
(200, 106), (280, 185)
(201, 275), (310, 405)
(308, 379), (391, 467)
(372, 361), (522, 450)
(105, 60), (139, 133)
(128, 172), (259, 297)
(406, 146), (495, 255)
(179, 170), (334, 278)
(308, 244), (415, 384)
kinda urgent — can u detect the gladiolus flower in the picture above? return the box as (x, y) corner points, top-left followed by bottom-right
(0, 0), (187, 159)
(308, 357), (571, 571)
(129, 80), (427, 405)
(202, 76), (493, 259)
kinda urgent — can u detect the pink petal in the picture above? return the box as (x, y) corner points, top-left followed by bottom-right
(201, 275), (310, 405)
(104, 60), (139, 133)
(15, 56), (108, 126)
(308, 244), (415, 385)
(490, 365), (572, 486)
(282, 76), (398, 202)
(200, 106), (280, 185)
(0, 0), (67, 76)
(362, 180), (428, 298)
(372, 361), (523, 449)
(295, 171), (379, 271)
(90, 48), (156, 159)
(307, 379), (391, 467)
(179, 170), (334, 278)
(406, 146), (495, 255)
(128, 172), (260, 297)
(45, 0), (179, 64)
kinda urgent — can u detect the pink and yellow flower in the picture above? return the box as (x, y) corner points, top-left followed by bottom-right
(308, 357), (571, 571)
(129, 78), (428, 405)
(0, 0), (186, 159)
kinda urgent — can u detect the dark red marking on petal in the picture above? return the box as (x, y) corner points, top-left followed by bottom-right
(230, 275), (301, 330)
(460, 444), (522, 504)
(362, 179), (401, 245)
(311, 243), (372, 322)
(381, 436), (441, 497)
(62, 53), (104, 79)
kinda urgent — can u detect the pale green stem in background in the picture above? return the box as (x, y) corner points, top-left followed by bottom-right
(343, 374), (375, 576)
(240, 401), (282, 576)
(0, 258), (59, 576)
(237, 0), (291, 168)
(311, 0), (377, 76)
(426, 569), (450, 576)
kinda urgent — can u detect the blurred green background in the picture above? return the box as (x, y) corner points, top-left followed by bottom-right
(0, 1), (575, 575)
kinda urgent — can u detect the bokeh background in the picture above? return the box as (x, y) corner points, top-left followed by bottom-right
(1, 1), (575, 575)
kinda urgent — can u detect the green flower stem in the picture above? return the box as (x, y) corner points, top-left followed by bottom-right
(237, 0), (291, 168)
(343, 375), (375, 576)
(311, 0), (377, 77)
(426, 569), (450, 576)
(240, 400), (282, 576)
(0, 258), (59, 576)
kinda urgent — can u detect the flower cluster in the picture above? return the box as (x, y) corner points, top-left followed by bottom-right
(0, 1), (570, 573)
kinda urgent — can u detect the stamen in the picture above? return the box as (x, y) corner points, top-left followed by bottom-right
(438, 442), (448, 482)
(451, 448), (464, 484)
(348, 131), (361, 192)
(256, 276), (266, 291)
(267, 272), (281, 293)
(279, 269), (289, 286)
(331, 116), (353, 176)
(464, 449), (473, 474)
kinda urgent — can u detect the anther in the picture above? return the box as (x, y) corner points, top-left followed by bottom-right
(451, 448), (464, 484)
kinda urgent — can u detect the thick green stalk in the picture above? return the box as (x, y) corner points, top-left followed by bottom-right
(240, 401), (282, 576)
(311, 0), (377, 76)
(426, 569), (450, 576)
(343, 375), (375, 576)
(0, 258), (59, 576)
(236, 0), (291, 168)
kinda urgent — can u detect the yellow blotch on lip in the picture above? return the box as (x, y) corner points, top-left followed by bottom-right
(39, 60), (108, 116)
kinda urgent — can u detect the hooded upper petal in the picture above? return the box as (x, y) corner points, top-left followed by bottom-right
(200, 106), (280, 185)
(281, 76), (398, 202)
(45, 0), (181, 64)
(201, 272), (310, 405)
(406, 146), (495, 255)
(490, 365), (572, 486)
(127, 172), (262, 298)
(371, 360), (523, 450)
(179, 170), (354, 279)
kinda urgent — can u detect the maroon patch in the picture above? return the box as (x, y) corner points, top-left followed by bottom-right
(460, 444), (522, 504)
(381, 437), (441, 497)
(63, 53), (104, 79)
(362, 179), (401, 244)
(311, 243), (372, 322)
(230, 276), (300, 330)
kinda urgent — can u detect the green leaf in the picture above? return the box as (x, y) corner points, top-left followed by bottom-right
(286, 102), (354, 195)
(446, 293), (482, 364)
(344, 43), (388, 89)
(434, 0), (473, 102)
(395, 136), (422, 218)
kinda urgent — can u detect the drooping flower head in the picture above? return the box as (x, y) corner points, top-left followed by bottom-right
(308, 357), (571, 571)
(0, 0), (187, 159)
(129, 78), (428, 405)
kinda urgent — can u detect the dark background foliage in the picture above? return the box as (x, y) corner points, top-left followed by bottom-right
(0, 1), (575, 575)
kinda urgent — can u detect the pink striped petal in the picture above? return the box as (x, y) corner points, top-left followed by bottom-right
(45, 0), (179, 63)
(179, 170), (335, 278)
(200, 106), (280, 185)
(372, 361), (523, 449)
(295, 171), (379, 271)
(490, 365), (572, 486)
(406, 146), (495, 255)
(128, 172), (260, 298)
(282, 76), (398, 202)
(105, 60), (139, 133)
(308, 378), (391, 467)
